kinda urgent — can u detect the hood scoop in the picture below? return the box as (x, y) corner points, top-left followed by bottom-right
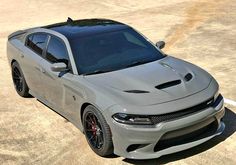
(124, 90), (150, 94)
(155, 80), (181, 90)
(184, 73), (193, 82)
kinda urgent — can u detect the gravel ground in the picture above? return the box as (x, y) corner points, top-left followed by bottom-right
(0, 0), (235, 164)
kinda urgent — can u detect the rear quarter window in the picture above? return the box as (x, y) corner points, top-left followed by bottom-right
(26, 33), (48, 56)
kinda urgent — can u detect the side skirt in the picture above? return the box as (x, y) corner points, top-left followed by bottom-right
(29, 89), (84, 132)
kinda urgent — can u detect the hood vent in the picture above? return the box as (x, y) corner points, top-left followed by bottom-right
(155, 80), (181, 90)
(124, 90), (150, 94)
(184, 73), (193, 82)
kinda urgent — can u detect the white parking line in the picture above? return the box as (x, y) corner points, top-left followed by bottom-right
(224, 98), (236, 106)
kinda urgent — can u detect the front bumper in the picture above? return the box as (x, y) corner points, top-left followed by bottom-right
(109, 97), (225, 159)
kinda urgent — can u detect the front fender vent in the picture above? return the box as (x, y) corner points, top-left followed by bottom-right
(155, 80), (181, 90)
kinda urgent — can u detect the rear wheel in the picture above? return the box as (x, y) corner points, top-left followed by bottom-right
(83, 105), (113, 156)
(11, 61), (29, 97)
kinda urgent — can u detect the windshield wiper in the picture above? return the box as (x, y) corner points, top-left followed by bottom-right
(83, 70), (110, 75)
(126, 60), (153, 68)
(83, 60), (154, 75)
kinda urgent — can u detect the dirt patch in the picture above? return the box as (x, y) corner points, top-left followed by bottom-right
(165, 0), (228, 50)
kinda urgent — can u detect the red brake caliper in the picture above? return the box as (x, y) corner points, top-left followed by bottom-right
(91, 117), (97, 136)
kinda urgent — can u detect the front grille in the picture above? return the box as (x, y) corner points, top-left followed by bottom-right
(150, 97), (215, 124)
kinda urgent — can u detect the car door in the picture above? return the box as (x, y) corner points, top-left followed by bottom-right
(40, 35), (75, 115)
(20, 33), (48, 98)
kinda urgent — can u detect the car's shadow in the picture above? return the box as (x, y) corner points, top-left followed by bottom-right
(123, 107), (236, 165)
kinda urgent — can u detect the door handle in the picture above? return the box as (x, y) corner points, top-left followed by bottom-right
(35, 66), (41, 71)
(35, 67), (45, 73)
(41, 68), (46, 73)
(20, 54), (24, 58)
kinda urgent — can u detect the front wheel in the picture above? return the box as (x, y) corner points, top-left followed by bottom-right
(83, 105), (113, 156)
(11, 61), (29, 97)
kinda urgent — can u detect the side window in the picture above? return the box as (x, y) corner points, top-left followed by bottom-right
(46, 36), (69, 65)
(26, 33), (47, 56)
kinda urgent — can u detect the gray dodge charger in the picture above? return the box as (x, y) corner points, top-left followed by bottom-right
(7, 18), (225, 159)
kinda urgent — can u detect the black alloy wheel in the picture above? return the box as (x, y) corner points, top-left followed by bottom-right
(11, 62), (29, 97)
(84, 112), (104, 149)
(83, 105), (113, 156)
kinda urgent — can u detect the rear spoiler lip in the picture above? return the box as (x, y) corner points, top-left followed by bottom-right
(8, 26), (43, 40)
(8, 30), (27, 40)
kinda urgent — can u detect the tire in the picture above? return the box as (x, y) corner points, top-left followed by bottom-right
(11, 61), (30, 97)
(83, 105), (113, 156)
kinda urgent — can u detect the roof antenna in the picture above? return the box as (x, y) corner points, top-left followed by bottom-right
(67, 17), (73, 23)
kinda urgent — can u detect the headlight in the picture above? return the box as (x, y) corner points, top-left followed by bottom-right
(112, 113), (153, 125)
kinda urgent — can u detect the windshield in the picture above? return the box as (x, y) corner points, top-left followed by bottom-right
(69, 28), (165, 75)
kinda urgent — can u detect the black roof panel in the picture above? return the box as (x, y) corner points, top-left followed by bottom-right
(44, 18), (129, 39)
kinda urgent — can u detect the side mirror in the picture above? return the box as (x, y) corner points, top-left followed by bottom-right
(51, 62), (67, 72)
(156, 41), (165, 49)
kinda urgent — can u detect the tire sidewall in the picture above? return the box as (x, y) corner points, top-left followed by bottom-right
(83, 105), (113, 156)
(11, 62), (29, 97)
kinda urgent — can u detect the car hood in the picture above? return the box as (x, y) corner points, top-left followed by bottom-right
(84, 56), (212, 106)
